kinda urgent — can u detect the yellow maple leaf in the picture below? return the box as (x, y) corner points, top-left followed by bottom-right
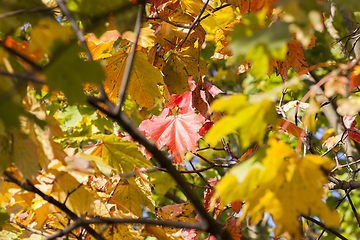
(214, 139), (339, 239)
(163, 46), (208, 95)
(111, 171), (155, 217)
(29, 19), (73, 56)
(205, 94), (277, 149)
(104, 51), (164, 108)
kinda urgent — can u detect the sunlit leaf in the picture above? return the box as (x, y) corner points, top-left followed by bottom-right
(86, 134), (152, 173)
(214, 139), (339, 239)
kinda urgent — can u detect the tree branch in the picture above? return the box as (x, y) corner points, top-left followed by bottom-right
(114, 1), (146, 114)
(0, 40), (43, 71)
(55, 0), (93, 60)
(178, 0), (210, 49)
(0, 6), (58, 19)
(9, 218), (51, 237)
(0, 69), (45, 85)
(328, 179), (360, 190)
(46, 217), (207, 240)
(303, 215), (347, 240)
(3, 171), (106, 240)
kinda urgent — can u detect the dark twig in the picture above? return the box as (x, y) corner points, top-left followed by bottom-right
(9, 218), (51, 236)
(46, 217), (207, 240)
(85, 104), (233, 240)
(0, 69), (45, 85)
(189, 160), (212, 188)
(55, 0), (92, 60)
(303, 215), (347, 240)
(153, 6), (191, 29)
(200, 4), (231, 21)
(346, 191), (360, 227)
(178, 0), (210, 49)
(114, 1), (145, 114)
(0, 6), (58, 19)
(3, 171), (106, 240)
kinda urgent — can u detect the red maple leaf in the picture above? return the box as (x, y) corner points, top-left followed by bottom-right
(138, 108), (205, 164)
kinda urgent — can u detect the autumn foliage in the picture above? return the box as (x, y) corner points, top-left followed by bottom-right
(2, 0), (360, 239)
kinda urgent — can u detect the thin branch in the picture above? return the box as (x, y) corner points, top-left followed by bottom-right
(178, 0), (210, 49)
(114, 1), (145, 114)
(3, 171), (106, 240)
(346, 192), (360, 227)
(189, 160), (212, 188)
(46, 217), (207, 240)
(0, 41), (43, 71)
(85, 101), (233, 240)
(328, 179), (360, 190)
(303, 215), (347, 240)
(55, 0), (93, 60)
(9, 218), (51, 237)
(0, 69), (45, 85)
(200, 4), (231, 21)
(0, 6), (58, 19)
(152, 6), (191, 29)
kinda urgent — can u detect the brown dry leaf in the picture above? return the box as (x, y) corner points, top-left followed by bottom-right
(271, 39), (315, 80)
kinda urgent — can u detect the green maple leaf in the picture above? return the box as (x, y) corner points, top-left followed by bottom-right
(43, 42), (105, 105)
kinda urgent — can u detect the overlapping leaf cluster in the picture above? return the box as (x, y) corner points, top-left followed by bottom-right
(2, 0), (360, 239)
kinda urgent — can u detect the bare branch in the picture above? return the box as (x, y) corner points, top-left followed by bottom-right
(0, 69), (45, 85)
(0, 6), (58, 19)
(9, 218), (51, 237)
(114, 1), (146, 114)
(46, 217), (207, 240)
(55, 0), (93, 60)
(0, 41), (43, 71)
(178, 0), (210, 49)
(3, 171), (106, 240)
(303, 215), (347, 240)
(328, 179), (360, 190)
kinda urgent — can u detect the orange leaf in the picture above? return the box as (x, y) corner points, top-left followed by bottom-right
(349, 65), (360, 91)
(278, 118), (304, 138)
(272, 39), (315, 80)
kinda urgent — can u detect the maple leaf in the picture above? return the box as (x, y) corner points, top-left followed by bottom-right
(277, 118), (304, 138)
(103, 50), (164, 108)
(271, 39), (315, 80)
(205, 94), (277, 149)
(163, 46), (208, 95)
(204, 177), (221, 216)
(85, 134), (152, 173)
(190, 77), (223, 117)
(86, 30), (121, 60)
(112, 169), (155, 217)
(29, 19), (73, 56)
(139, 108), (205, 164)
(214, 139), (340, 239)
(44, 42), (105, 105)
(48, 160), (95, 216)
